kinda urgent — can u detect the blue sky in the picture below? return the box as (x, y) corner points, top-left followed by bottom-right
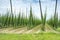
(0, 0), (60, 19)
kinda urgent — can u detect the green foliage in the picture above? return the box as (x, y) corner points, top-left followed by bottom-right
(47, 16), (54, 27)
(56, 28), (60, 32)
(28, 6), (34, 29)
(39, 0), (47, 31)
(54, 13), (58, 28)
(0, 0), (59, 31)
(58, 19), (60, 27)
(39, 0), (43, 22)
(0, 9), (41, 29)
(53, 0), (58, 29)
(47, 13), (58, 29)
(46, 0), (58, 29)
(17, 12), (21, 26)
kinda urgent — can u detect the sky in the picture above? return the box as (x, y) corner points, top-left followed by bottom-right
(0, 0), (60, 19)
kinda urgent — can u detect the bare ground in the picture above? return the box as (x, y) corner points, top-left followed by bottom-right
(0, 24), (60, 34)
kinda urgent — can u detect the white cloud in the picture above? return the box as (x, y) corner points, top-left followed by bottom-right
(0, 0), (60, 19)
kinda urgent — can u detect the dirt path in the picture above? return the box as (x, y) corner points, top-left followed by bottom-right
(0, 25), (60, 34)
(0, 27), (27, 34)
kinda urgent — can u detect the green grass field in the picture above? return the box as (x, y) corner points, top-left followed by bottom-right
(0, 0), (60, 40)
(0, 33), (60, 40)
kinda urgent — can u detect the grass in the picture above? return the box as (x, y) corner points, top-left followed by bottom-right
(0, 33), (60, 40)
(0, 0), (59, 40)
(56, 27), (60, 32)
